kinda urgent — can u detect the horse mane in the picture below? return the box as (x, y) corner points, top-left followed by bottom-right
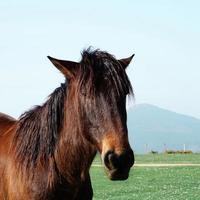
(13, 82), (67, 176)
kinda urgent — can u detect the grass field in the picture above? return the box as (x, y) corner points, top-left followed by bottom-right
(134, 153), (200, 164)
(90, 154), (200, 200)
(93, 153), (200, 165)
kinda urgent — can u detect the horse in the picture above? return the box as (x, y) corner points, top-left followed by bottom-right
(0, 48), (135, 200)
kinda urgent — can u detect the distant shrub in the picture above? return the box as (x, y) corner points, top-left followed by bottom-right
(149, 150), (158, 154)
(178, 150), (193, 154)
(165, 150), (193, 154)
(164, 150), (175, 154)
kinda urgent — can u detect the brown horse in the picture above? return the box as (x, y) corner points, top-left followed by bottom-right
(0, 48), (135, 200)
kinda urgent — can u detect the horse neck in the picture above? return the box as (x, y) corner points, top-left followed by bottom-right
(55, 97), (97, 183)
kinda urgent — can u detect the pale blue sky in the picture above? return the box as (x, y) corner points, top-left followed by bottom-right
(0, 1), (200, 119)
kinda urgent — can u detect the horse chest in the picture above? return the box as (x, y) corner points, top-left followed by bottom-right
(25, 178), (93, 200)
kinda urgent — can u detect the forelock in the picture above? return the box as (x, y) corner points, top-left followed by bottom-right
(77, 48), (133, 97)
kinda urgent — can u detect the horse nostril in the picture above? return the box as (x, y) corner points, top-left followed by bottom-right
(104, 151), (119, 170)
(104, 149), (134, 170)
(118, 149), (135, 168)
(127, 149), (135, 167)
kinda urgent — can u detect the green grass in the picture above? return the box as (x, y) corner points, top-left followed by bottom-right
(135, 153), (200, 164)
(93, 153), (200, 165)
(91, 167), (200, 200)
(90, 154), (200, 200)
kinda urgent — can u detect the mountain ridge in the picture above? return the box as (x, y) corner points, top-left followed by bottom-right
(130, 103), (200, 121)
(127, 104), (200, 153)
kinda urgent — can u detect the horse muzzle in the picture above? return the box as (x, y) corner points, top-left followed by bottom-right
(103, 149), (134, 180)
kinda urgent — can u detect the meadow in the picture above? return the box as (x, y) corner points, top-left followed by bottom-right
(91, 154), (200, 200)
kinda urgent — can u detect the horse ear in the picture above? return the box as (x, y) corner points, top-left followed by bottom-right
(47, 56), (79, 79)
(118, 54), (135, 69)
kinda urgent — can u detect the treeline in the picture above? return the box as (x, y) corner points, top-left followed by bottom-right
(149, 150), (193, 154)
(164, 150), (193, 154)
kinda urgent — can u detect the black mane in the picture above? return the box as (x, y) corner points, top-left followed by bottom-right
(13, 83), (66, 171)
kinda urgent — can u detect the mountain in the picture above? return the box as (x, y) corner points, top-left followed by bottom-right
(127, 104), (200, 153)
